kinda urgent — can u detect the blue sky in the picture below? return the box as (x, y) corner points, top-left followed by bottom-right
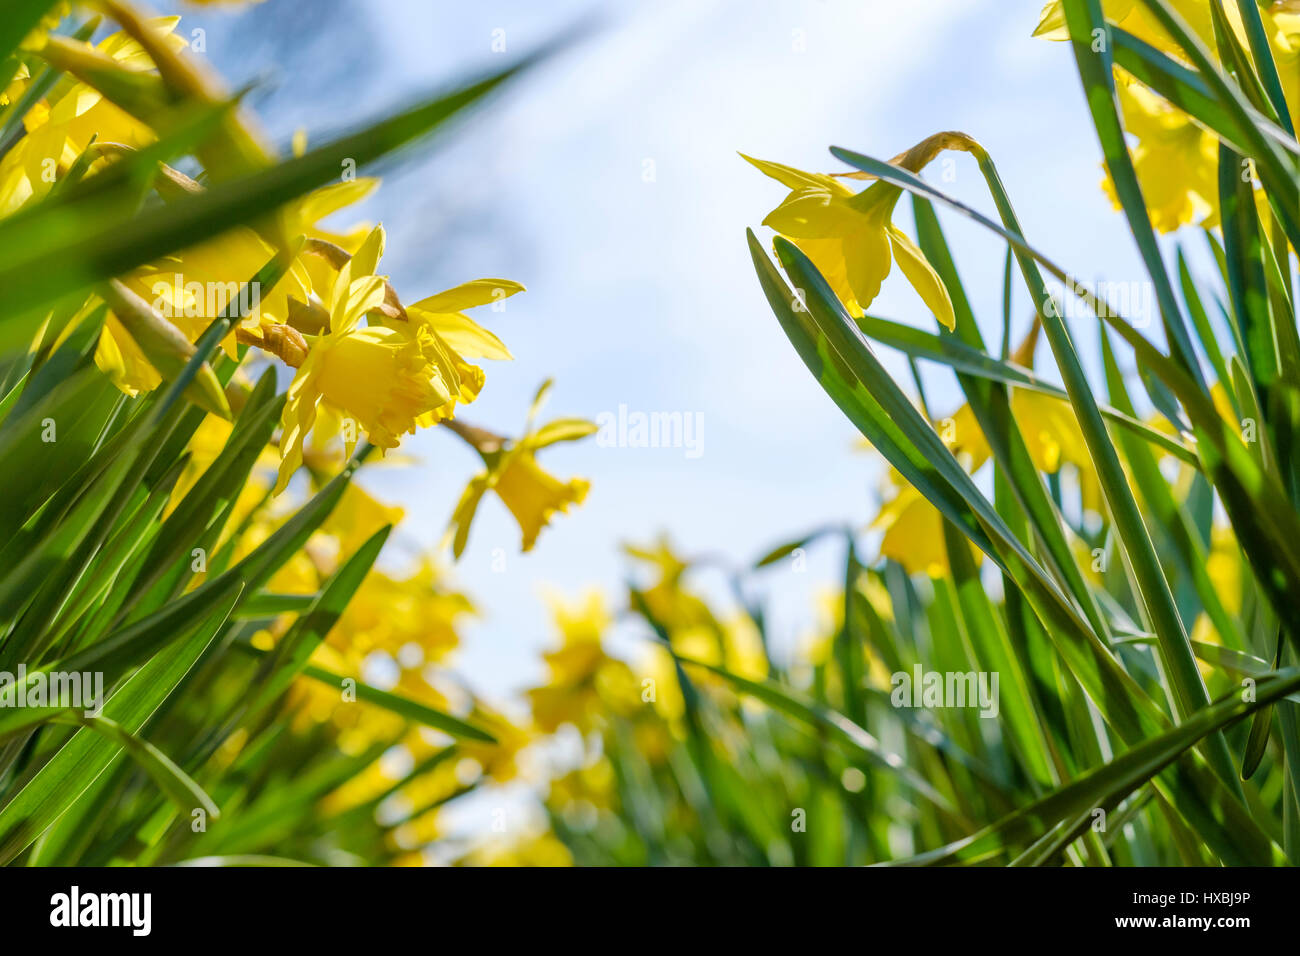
(165, 0), (1192, 703)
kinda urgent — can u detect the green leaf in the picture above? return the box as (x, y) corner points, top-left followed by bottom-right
(71, 714), (219, 820)
(0, 2), (58, 80)
(0, 583), (241, 863)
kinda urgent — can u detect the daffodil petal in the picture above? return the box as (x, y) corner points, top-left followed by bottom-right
(446, 472), (492, 558)
(762, 187), (858, 238)
(886, 225), (956, 331)
(297, 178), (380, 225)
(739, 152), (852, 195)
(410, 308), (512, 360)
(349, 224), (386, 281)
(409, 278), (525, 314)
(333, 275), (388, 337)
(530, 418), (599, 448)
(841, 225), (892, 312)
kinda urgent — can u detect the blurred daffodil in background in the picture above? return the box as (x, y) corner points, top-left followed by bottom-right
(1036, 0), (1300, 232)
(445, 379), (596, 556)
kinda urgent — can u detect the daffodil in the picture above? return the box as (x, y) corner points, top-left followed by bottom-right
(525, 590), (638, 733)
(112, 173), (378, 374)
(234, 515), (324, 599)
(882, 384), (1099, 559)
(445, 381), (596, 556)
(7, 17), (384, 399)
(871, 382), (1101, 576)
(125, 227), (313, 345)
(1104, 80), (1221, 232)
(403, 278), (522, 427)
(742, 153), (955, 329)
(322, 559), (469, 663)
(865, 318), (1103, 576)
(271, 226), (522, 491)
(284, 555), (476, 759)
(296, 177), (382, 255)
(275, 226), (458, 491)
(320, 482), (407, 558)
(622, 534), (770, 707)
(1032, 0), (1216, 57)
(1036, 3), (1300, 231)
(0, 18), (180, 216)
(872, 483), (979, 577)
(407, 279), (519, 362)
(95, 310), (163, 396)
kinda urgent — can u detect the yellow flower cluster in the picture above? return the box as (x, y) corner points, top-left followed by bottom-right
(1034, 0), (1300, 232)
(1, 1), (605, 866)
(2, 9), (546, 502)
(444, 380), (596, 556)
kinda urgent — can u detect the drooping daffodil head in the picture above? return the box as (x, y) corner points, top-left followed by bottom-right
(742, 152), (956, 330)
(444, 380), (597, 557)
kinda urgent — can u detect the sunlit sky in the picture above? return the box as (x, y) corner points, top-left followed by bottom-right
(161, 0), (1191, 704)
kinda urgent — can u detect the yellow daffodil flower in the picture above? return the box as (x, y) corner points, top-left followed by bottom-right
(872, 483), (980, 577)
(1104, 81), (1221, 232)
(0, 18), (181, 216)
(323, 559), (469, 663)
(1037, 4), (1300, 231)
(871, 381), (1102, 576)
(1033, 0), (1216, 56)
(445, 381), (595, 556)
(276, 226), (457, 491)
(526, 590), (639, 733)
(320, 482), (407, 558)
(742, 153), (955, 329)
(624, 534), (723, 635)
(404, 278), (523, 428)
(95, 311), (163, 396)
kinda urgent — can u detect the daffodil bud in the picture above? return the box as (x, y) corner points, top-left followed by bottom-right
(101, 280), (232, 419)
(36, 35), (171, 116)
(262, 323), (310, 368)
